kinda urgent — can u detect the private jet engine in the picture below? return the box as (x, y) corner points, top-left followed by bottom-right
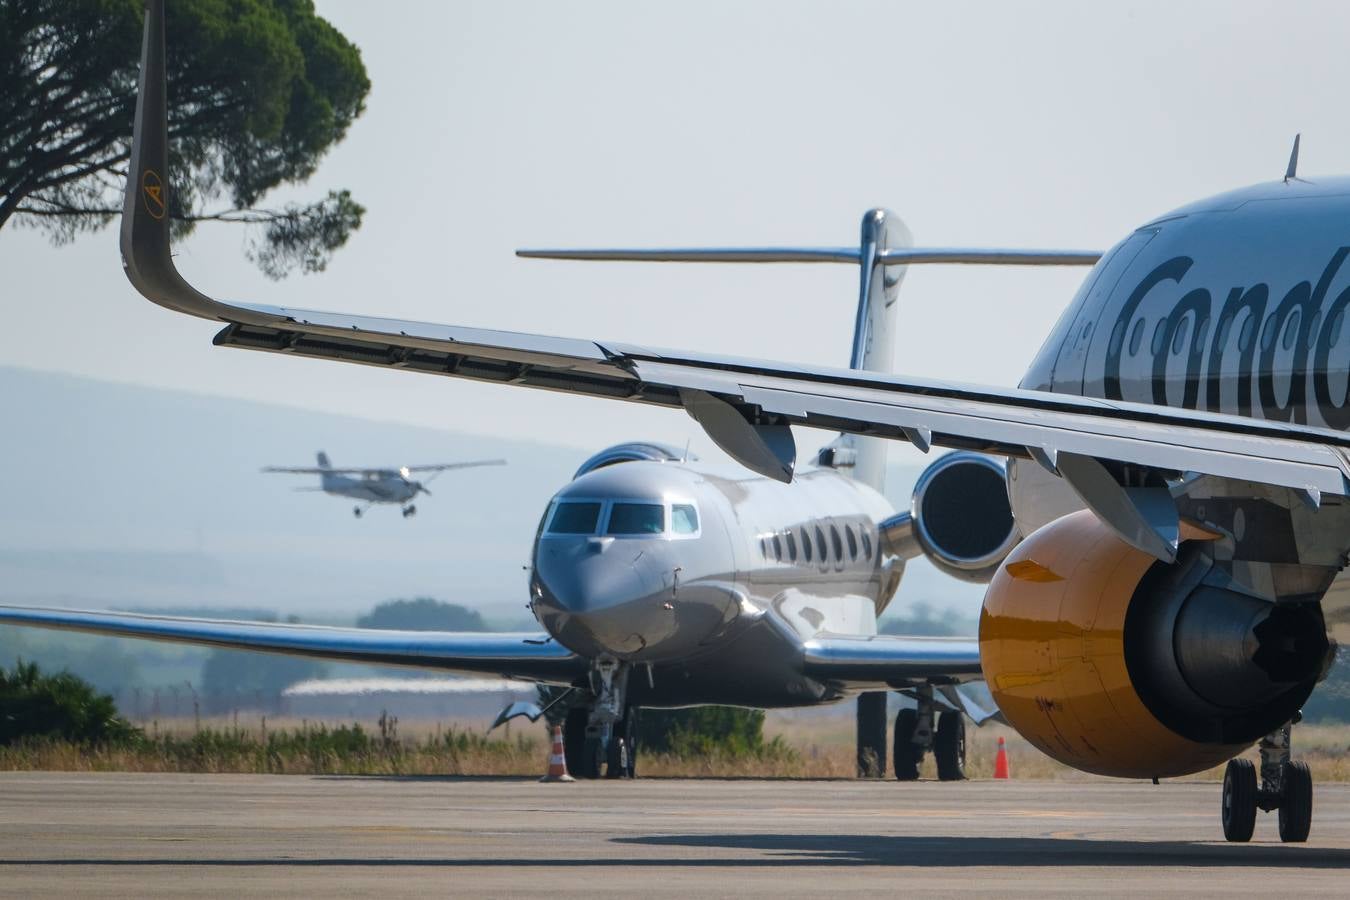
(980, 509), (1331, 778)
(880, 452), (1021, 582)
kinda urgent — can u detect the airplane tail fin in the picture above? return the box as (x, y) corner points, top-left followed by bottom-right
(316, 451), (332, 470)
(519, 215), (1098, 493)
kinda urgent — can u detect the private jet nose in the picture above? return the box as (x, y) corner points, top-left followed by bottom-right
(533, 537), (672, 657)
(529, 463), (738, 661)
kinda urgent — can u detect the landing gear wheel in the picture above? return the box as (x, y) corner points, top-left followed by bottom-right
(563, 707), (588, 777)
(893, 708), (921, 781)
(935, 710), (967, 782)
(605, 734), (629, 779)
(581, 735), (605, 779)
(402, 505), (416, 518)
(1278, 760), (1313, 843)
(353, 506), (363, 518)
(1222, 758), (1257, 842)
(616, 710), (638, 779)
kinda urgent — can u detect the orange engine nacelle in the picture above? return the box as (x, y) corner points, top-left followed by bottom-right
(980, 509), (1328, 779)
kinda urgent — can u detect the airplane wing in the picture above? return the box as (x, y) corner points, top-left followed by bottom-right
(123, 0), (1350, 567)
(800, 634), (998, 723)
(0, 605), (586, 685)
(801, 633), (982, 684)
(262, 466), (375, 475)
(403, 460), (507, 473)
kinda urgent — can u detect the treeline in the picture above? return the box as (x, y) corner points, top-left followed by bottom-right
(0, 597), (501, 712)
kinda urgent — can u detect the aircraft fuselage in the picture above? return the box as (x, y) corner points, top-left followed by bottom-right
(530, 460), (899, 707)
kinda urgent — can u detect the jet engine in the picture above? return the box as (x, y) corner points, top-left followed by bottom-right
(881, 452), (1020, 582)
(980, 509), (1330, 778)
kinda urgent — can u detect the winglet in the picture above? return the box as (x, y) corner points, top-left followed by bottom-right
(120, 0), (271, 325)
(1285, 133), (1302, 183)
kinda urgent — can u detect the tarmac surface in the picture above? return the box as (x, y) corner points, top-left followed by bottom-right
(3, 772), (1350, 897)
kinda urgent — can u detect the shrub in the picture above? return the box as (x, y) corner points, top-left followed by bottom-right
(0, 661), (139, 746)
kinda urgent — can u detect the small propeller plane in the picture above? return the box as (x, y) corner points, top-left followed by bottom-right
(263, 452), (506, 518)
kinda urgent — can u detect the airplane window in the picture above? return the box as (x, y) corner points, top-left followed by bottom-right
(861, 530), (873, 561)
(830, 526), (844, 562)
(800, 528), (813, 563)
(671, 504), (699, 534)
(815, 526), (829, 562)
(1239, 312), (1256, 352)
(1216, 316), (1233, 350)
(771, 534), (783, 561)
(1108, 320), (1126, 356)
(1283, 310), (1301, 351)
(607, 503), (665, 535)
(548, 501), (601, 534)
(1308, 312), (1322, 350)
(1150, 320), (1167, 356)
(1128, 319), (1144, 356)
(845, 526), (858, 560)
(1171, 318), (1189, 355)
(785, 530), (798, 562)
(1260, 315), (1278, 352)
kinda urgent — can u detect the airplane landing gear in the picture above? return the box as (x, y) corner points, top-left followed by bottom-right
(892, 686), (967, 781)
(353, 506), (363, 518)
(1221, 718), (1312, 842)
(401, 504), (417, 518)
(564, 658), (636, 779)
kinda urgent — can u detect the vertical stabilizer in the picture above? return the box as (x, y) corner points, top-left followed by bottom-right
(316, 451), (332, 470)
(831, 209), (913, 492)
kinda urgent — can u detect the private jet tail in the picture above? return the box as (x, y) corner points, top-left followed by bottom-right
(519, 215), (1098, 493)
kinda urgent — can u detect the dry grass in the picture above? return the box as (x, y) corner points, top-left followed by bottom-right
(6, 713), (1350, 781)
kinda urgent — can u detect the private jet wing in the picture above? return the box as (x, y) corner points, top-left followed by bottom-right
(123, 0), (1350, 566)
(0, 605), (585, 684)
(801, 634), (998, 723)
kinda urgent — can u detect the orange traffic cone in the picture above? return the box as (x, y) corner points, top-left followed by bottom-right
(539, 724), (574, 783)
(993, 735), (1010, 779)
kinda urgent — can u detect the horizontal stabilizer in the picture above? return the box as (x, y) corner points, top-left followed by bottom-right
(517, 246), (1101, 266)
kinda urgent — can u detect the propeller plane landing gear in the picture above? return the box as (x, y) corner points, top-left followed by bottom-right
(891, 686), (966, 782)
(401, 504), (417, 518)
(1221, 719), (1312, 843)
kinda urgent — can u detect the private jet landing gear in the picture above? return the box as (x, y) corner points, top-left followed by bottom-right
(1221, 719), (1312, 843)
(401, 504), (417, 518)
(564, 658), (635, 779)
(893, 686), (966, 782)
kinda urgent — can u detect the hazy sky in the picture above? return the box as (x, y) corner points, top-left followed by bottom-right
(3, 0), (1348, 471)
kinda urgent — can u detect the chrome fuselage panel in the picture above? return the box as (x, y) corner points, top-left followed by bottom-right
(529, 460), (898, 707)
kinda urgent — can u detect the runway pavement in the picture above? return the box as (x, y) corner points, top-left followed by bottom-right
(2, 772), (1349, 897)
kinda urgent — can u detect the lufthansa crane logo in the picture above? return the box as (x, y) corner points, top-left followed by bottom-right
(141, 169), (166, 220)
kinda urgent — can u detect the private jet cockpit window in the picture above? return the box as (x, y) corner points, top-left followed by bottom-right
(547, 501), (602, 534)
(607, 502), (665, 535)
(671, 504), (699, 535)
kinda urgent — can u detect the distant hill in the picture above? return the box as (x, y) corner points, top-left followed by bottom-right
(0, 365), (984, 621)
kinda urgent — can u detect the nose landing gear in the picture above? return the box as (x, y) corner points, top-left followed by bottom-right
(563, 658), (638, 779)
(1221, 719), (1312, 843)
(401, 504), (417, 518)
